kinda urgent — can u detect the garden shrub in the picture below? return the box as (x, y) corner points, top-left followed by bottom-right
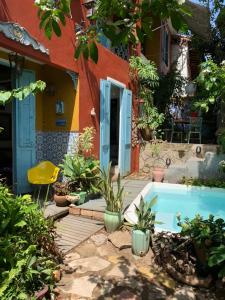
(177, 214), (225, 278)
(0, 183), (60, 299)
(180, 177), (225, 189)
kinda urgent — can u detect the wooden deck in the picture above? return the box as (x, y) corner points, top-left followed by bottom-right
(78, 179), (149, 212)
(52, 179), (149, 253)
(55, 215), (103, 253)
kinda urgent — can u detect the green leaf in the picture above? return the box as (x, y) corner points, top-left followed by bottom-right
(45, 20), (53, 40)
(15, 220), (27, 228)
(0, 91), (12, 103)
(39, 10), (51, 29)
(52, 18), (62, 37)
(89, 41), (98, 63)
(83, 45), (89, 60)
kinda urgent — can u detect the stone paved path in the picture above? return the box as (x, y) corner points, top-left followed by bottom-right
(55, 230), (216, 300)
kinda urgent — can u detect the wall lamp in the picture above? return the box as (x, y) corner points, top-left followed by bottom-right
(196, 146), (201, 155)
(8, 52), (25, 76)
(166, 158), (171, 167)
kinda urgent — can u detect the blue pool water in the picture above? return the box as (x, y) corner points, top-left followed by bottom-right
(145, 184), (225, 232)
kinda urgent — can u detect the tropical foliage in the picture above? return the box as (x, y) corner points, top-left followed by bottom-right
(98, 163), (124, 213)
(177, 214), (225, 278)
(137, 102), (165, 131)
(60, 154), (100, 192)
(193, 60), (225, 112)
(0, 80), (46, 104)
(129, 55), (159, 102)
(133, 196), (160, 232)
(77, 127), (96, 155)
(0, 183), (59, 299)
(35, 0), (190, 63)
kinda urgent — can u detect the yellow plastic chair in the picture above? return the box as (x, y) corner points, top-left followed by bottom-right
(27, 161), (60, 204)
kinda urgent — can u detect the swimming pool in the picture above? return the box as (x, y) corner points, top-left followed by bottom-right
(124, 183), (225, 232)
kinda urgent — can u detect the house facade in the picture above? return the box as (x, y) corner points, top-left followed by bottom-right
(0, 1), (207, 194)
(0, 0), (139, 194)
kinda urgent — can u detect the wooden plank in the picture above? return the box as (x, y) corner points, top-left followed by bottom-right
(56, 222), (97, 234)
(56, 231), (85, 241)
(58, 218), (102, 229)
(65, 215), (102, 224)
(57, 216), (99, 226)
(56, 226), (97, 238)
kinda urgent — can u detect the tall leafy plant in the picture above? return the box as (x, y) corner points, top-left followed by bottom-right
(98, 163), (124, 213)
(0, 184), (59, 299)
(193, 59), (225, 112)
(133, 196), (160, 232)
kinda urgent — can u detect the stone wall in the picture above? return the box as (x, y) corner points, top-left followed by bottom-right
(139, 142), (224, 182)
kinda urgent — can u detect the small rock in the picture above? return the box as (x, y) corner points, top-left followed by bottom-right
(108, 231), (131, 250)
(171, 287), (196, 300)
(52, 270), (61, 282)
(91, 233), (108, 246)
(117, 290), (140, 300)
(147, 284), (167, 300)
(63, 266), (76, 274)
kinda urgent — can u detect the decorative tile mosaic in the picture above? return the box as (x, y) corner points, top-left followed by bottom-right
(36, 131), (79, 165)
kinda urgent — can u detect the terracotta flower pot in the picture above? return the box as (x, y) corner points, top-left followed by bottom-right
(53, 194), (70, 207)
(140, 128), (153, 141)
(53, 194), (80, 206)
(152, 167), (165, 182)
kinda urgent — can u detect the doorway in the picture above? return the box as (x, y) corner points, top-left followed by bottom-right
(110, 85), (120, 166)
(100, 79), (132, 177)
(0, 62), (36, 194)
(0, 64), (13, 186)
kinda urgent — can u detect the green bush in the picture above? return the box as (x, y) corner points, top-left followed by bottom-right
(180, 177), (225, 189)
(0, 184), (60, 299)
(60, 154), (100, 193)
(177, 214), (225, 278)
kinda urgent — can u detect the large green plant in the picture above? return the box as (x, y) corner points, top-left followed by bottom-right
(137, 102), (165, 130)
(35, 0), (190, 63)
(177, 214), (225, 278)
(193, 60), (225, 112)
(60, 154), (100, 192)
(133, 196), (161, 232)
(98, 163), (124, 213)
(0, 184), (59, 299)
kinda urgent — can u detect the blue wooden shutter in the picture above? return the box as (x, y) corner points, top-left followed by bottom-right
(100, 79), (111, 171)
(13, 70), (36, 194)
(119, 88), (132, 176)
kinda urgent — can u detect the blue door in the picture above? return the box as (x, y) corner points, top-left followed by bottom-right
(13, 70), (36, 194)
(119, 88), (132, 176)
(100, 79), (111, 171)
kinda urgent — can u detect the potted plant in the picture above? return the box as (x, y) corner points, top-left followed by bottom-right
(60, 154), (100, 205)
(98, 163), (124, 233)
(53, 182), (80, 207)
(150, 141), (165, 182)
(137, 103), (165, 141)
(132, 196), (160, 256)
